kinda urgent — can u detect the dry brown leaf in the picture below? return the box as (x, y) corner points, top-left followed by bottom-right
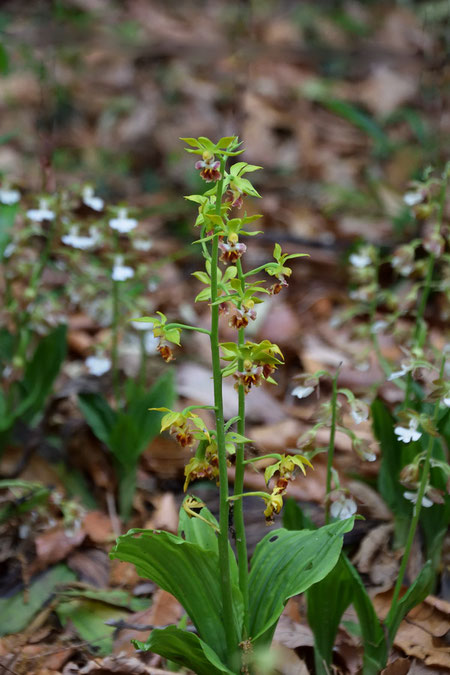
(352, 523), (402, 590)
(353, 523), (394, 573)
(373, 592), (450, 668)
(113, 590), (182, 657)
(356, 65), (417, 116)
(109, 559), (140, 589)
(144, 492), (179, 533)
(381, 657), (411, 675)
(274, 614), (315, 649)
(67, 330), (93, 356)
(83, 511), (114, 544)
(80, 653), (169, 673)
(176, 363), (285, 423)
(67, 549), (109, 588)
(34, 527), (85, 570)
(248, 418), (303, 454)
(346, 480), (392, 520)
(142, 436), (189, 478)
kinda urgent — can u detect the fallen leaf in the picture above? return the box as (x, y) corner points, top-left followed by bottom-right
(67, 549), (109, 588)
(144, 493), (179, 533)
(176, 363), (285, 423)
(83, 511), (114, 544)
(34, 527), (85, 571)
(381, 657), (411, 675)
(248, 418), (304, 454)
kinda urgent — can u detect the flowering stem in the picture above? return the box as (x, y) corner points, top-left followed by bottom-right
(387, 397), (440, 626)
(138, 331), (147, 388)
(209, 158), (237, 663)
(111, 278), (121, 406)
(369, 252), (396, 381)
(325, 369), (339, 524)
(404, 175), (447, 408)
(234, 258), (249, 636)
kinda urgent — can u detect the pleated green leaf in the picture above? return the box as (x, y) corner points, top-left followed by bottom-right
(248, 518), (354, 645)
(135, 626), (235, 675)
(307, 554), (354, 673)
(385, 559), (433, 646)
(110, 529), (243, 663)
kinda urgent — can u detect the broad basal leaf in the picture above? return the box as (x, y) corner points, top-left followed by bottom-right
(248, 519), (354, 646)
(341, 555), (386, 675)
(0, 564), (76, 637)
(178, 502), (240, 586)
(371, 399), (411, 518)
(307, 554), (354, 673)
(135, 626), (235, 675)
(110, 528), (243, 663)
(78, 392), (117, 447)
(385, 560), (434, 646)
(17, 324), (67, 424)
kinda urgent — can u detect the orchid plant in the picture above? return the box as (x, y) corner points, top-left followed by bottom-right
(0, 187), (67, 455)
(289, 165), (450, 673)
(110, 136), (355, 674)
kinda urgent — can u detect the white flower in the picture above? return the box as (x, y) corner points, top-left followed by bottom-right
(109, 207), (137, 234)
(442, 397), (450, 408)
(371, 320), (388, 334)
(131, 320), (152, 331)
(351, 409), (366, 425)
(0, 188), (20, 205)
(391, 256), (413, 276)
(82, 186), (104, 212)
(330, 496), (357, 520)
(403, 191), (423, 206)
(85, 355), (111, 376)
(3, 242), (15, 258)
(403, 491), (433, 508)
(148, 280), (159, 292)
(394, 418), (422, 444)
(349, 288), (370, 302)
(26, 198), (55, 222)
(292, 385), (314, 399)
(112, 255), (134, 282)
(349, 252), (371, 268)
(388, 364), (411, 381)
(362, 451), (377, 462)
(133, 238), (153, 252)
(62, 225), (100, 250)
(144, 331), (159, 355)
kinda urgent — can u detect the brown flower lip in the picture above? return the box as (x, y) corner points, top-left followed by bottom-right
(218, 238), (247, 264)
(195, 157), (221, 183)
(157, 342), (174, 362)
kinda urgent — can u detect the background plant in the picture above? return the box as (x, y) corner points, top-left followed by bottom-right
(288, 165), (450, 673)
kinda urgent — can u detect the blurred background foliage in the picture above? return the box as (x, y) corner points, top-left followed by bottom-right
(0, 0), (448, 245)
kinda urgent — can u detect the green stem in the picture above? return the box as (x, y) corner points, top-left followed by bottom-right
(138, 331), (147, 389)
(325, 370), (339, 524)
(369, 252), (394, 380)
(387, 399), (440, 621)
(209, 159), (237, 664)
(234, 258), (249, 636)
(17, 211), (57, 361)
(112, 279), (120, 406)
